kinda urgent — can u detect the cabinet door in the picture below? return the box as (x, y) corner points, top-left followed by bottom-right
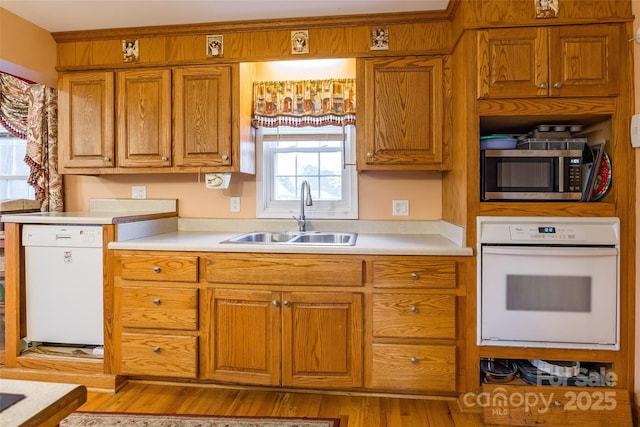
(357, 57), (445, 170)
(173, 66), (233, 168)
(477, 27), (548, 98)
(282, 292), (363, 388)
(117, 69), (172, 168)
(58, 71), (115, 169)
(209, 289), (281, 386)
(548, 25), (620, 97)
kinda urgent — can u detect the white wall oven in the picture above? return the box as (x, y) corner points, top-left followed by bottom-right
(477, 216), (619, 350)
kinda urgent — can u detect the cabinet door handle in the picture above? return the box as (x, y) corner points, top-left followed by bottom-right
(103, 156), (111, 162)
(283, 300), (290, 307)
(152, 346), (161, 353)
(411, 272), (420, 280)
(152, 298), (161, 305)
(539, 82), (548, 89)
(153, 266), (161, 273)
(410, 305), (419, 313)
(221, 154), (229, 161)
(553, 81), (563, 89)
(554, 401), (563, 408)
(272, 300), (279, 307)
(410, 357), (419, 364)
(367, 152), (374, 158)
(161, 156), (168, 161)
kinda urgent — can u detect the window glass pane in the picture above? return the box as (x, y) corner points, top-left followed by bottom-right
(274, 176), (296, 200)
(320, 151), (342, 175)
(319, 176), (341, 200)
(0, 123), (34, 200)
(298, 152), (318, 176)
(275, 152), (297, 175)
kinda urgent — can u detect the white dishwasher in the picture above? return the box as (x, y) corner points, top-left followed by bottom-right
(23, 224), (104, 346)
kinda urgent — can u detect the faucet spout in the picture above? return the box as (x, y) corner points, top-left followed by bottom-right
(294, 180), (313, 231)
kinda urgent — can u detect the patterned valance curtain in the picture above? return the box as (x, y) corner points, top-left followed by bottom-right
(0, 72), (63, 212)
(252, 78), (356, 128)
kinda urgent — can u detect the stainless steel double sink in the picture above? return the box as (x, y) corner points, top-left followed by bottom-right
(221, 231), (357, 246)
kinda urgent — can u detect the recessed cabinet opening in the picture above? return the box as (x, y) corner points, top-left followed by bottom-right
(479, 115), (614, 204)
(479, 358), (615, 388)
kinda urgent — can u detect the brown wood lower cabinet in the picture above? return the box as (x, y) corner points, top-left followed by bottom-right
(208, 288), (363, 388)
(112, 251), (464, 396)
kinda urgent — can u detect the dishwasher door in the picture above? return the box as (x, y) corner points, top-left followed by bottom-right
(23, 225), (104, 346)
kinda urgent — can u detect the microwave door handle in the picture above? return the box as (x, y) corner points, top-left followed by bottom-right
(558, 157), (564, 192)
(482, 247), (618, 257)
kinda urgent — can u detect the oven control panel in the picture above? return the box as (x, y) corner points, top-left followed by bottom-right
(477, 216), (620, 246)
(509, 224), (586, 242)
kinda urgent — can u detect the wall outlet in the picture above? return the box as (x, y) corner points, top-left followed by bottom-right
(131, 185), (147, 199)
(230, 197), (241, 213)
(392, 200), (409, 216)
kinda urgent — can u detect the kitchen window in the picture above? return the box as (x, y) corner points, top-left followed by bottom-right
(256, 125), (357, 219)
(0, 124), (35, 200)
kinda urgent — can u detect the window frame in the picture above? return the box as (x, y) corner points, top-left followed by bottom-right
(255, 125), (358, 220)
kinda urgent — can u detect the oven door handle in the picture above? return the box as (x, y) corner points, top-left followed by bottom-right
(482, 246), (618, 257)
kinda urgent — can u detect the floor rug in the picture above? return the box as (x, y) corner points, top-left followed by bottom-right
(60, 411), (340, 427)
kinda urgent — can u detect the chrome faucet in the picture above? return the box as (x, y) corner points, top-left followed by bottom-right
(293, 180), (313, 232)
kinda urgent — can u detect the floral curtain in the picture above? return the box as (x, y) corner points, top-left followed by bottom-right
(0, 72), (63, 212)
(252, 78), (356, 128)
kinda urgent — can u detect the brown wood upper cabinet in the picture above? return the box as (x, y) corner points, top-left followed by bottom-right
(356, 56), (447, 171)
(58, 64), (241, 174)
(117, 68), (172, 168)
(173, 66), (233, 168)
(58, 71), (115, 169)
(477, 25), (621, 99)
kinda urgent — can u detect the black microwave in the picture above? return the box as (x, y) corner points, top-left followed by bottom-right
(481, 149), (583, 201)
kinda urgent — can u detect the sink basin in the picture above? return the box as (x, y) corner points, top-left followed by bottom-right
(290, 232), (357, 245)
(222, 231), (357, 246)
(224, 231), (299, 244)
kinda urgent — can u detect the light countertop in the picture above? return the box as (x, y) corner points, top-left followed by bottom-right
(109, 219), (473, 256)
(0, 199), (178, 225)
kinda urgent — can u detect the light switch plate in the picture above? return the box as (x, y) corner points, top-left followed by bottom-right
(131, 186), (146, 199)
(631, 114), (640, 148)
(392, 200), (409, 216)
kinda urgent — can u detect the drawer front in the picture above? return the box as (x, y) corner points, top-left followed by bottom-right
(205, 255), (363, 286)
(119, 332), (198, 378)
(370, 343), (456, 392)
(481, 385), (632, 426)
(372, 294), (455, 339)
(120, 254), (198, 282)
(372, 260), (456, 289)
(120, 287), (198, 330)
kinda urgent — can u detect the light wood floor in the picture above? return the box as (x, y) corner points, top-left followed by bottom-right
(79, 381), (493, 427)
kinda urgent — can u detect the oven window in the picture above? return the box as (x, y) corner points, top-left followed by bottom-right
(506, 275), (591, 312)
(497, 161), (551, 189)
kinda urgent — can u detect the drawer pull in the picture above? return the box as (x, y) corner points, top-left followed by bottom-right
(283, 300), (290, 307)
(410, 357), (419, 364)
(553, 82), (563, 89)
(272, 300), (279, 307)
(554, 401), (563, 408)
(152, 298), (161, 305)
(539, 82), (548, 89)
(411, 272), (420, 280)
(410, 305), (419, 313)
(152, 346), (161, 353)
(153, 266), (161, 273)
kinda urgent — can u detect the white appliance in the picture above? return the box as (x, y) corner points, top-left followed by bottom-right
(477, 216), (619, 350)
(23, 224), (104, 345)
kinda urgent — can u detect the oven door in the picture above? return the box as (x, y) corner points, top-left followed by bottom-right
(480, 245), (618, 349)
